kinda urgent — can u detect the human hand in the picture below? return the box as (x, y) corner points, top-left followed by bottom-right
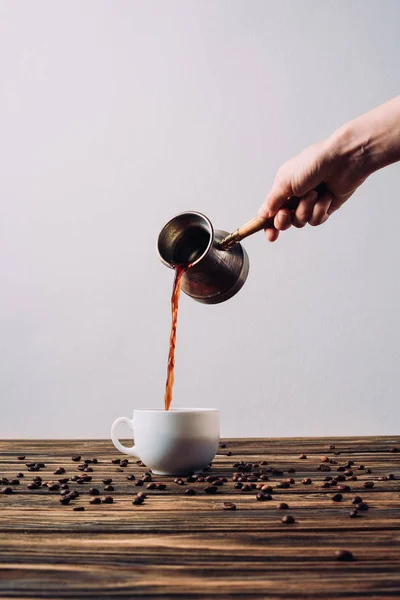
(258, 129), (370, 242)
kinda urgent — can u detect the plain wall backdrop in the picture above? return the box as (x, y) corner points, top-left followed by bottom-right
(1, 0), (399, 439)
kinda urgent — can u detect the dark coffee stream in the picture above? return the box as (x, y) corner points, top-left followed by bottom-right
(164, 266), (186, 411)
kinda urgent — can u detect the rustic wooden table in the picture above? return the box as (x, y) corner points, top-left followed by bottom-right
(0, 437), (399, 599)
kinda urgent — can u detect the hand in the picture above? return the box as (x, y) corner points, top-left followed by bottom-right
(258, 130), (369, 242)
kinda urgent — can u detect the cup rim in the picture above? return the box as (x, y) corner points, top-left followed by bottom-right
(133, 408), (219, 413)
(157, 211), (214, 269)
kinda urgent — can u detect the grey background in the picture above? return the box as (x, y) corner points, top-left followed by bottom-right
(1, 0), (399, 439)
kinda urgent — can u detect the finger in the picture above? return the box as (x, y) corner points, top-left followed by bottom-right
(258, 180), (292, 219)
(265, 228), (280, 242)
(292, 190), (318, 228)
(274, 208), (292, 231)
(309, 193), (332, 226)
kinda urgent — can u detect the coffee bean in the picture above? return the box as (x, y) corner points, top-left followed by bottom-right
(173, 478), (185, 485)
(156, 483), (166, 490)
(60, 496), (70, 505)
(351, 496), (363, 505)
(126, 475), (135, 481)
(337, 485), (351, 493)
(389, 447), (398, 453)
(344, 470), (353, 477)
(146, 482), (157, 490)
(287, 468), (296, 473)
(358, 502), (369, 511)
(73, 506), (85, 511)
(241, 484), (252, 492)
(335, 550), (354, 561)
(276, 482), (290, 489)
(349, 509), (358, 518)
(302, 478), (312, 485)
(320, 482), (331, 489)
(60, 484), (69, 490)
(332, 493), (343, 502)
(136, 460), (145, 466)
(92, 458), (98, 464)
(72, 456), (81, 462)
(90, 497), (101, 504)
(104, 485), (114, 492)
(101, 496), (113, 504)
(135, 479), (144, 487)
(285, 478), (295, 485)
(365, 469), (372, 474)
(261, 485), (273, 494)
(256, 492), (268, 501)
(226, 451), (232, 456)
(335, 475), (346, 482)
(27, 482), (39, 490)
(0, 487), (13, 494)
(77, 465), (86, 471)
(219, 443), (226, 448)
(220, 477), (228, 483)
(17, 456), (26, 460)
(136, 492), (146, 499)
(54, 467), (65, 475)
(329, 445), (335, 449)
(363, 481), (374, 488)
(89, 488), (100, 496)
(185, 488), (196, 495)
(0, 478), (9, 485)
(317, 464), (331, 472)
(324, 476), (333, 481)
(48, 483), (60, 491)
(320, 456), (329, 462)
(234, 482), (243, 489)
(102, 478), (112, 485)
(83, 459), (92, 464)
(337, 466), (345, 472)
(71, 476), (79, 482)
(120, 460), (128, 468)
(347, 476), (358, 481)
(82, 475), (92, 482)
(277, 502), (289, 510)
(378, 476), (388, 481)
(84, 467), (93, 473)
(58, 478), (69, 484)
(298, 454), (307, 459)
(204, 486), (218, 494)
(282, 515), (295, 524)
(111, 458), (121, 464)
(388, 473), (396, 480)
(259, 474), (269, 481)
(186, 476), (197, 483)
(222, 502), (236, 510)
(9, 479), (20, 485)
(16, 473), (24, 478)
(132, 496), (144, 505)
(26, 463), (35, 468)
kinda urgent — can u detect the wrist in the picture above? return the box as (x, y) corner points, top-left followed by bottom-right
(327, 121), (373, 177)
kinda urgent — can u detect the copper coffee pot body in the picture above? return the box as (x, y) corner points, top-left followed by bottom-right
(157, 212), (249, 304)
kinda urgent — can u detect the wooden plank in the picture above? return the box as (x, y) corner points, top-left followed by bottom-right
(0, 437), (399, 598)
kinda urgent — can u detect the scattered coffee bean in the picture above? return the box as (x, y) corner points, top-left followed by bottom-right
(92, 458), (98, 464)
(363, 481), (374, 489)
(73, 506), (85, 511)
(135, 479), (144, 487)
(320, 456), (329, 462)
(146, 482), (157, 490)
(389, 447), (398, 453)
(60, 496), (70, 505)
(27, 482), (39, 490)
(337, 466), (345, 472)
(101, 495), (113, 504)
(82, 475), (92, 482)
(90, 497), (101, 504)
(111, 458), (121, 464)
(156, 483), (166, 490)
(71, 456), (81, 462)
(337, 485), (351, 493)
(329, 445), (335, 449)
(365, 469), (372, 474)
(185, 488), (196, 496)
(302, 478), (312, 485)
(54, 467), (65, 475)
(58, 478), (69, 484)
(287, 468), (295, 473)
(89, 488), (100, 496)
(0, 487), (13, 494)
(83, 459), (92, 464)
(317, 464), (331, 472)
(120, 460), (128, 468)
(344, 470), (353, 477)
(332, 493), (343, 502)
(234, 482), (243, 489)
(0, 478), (9, 485)
(282, 515), (295, 524)
(173, 478), (185, 485)
(60, 489), (70, 496)
(137, 492), (147, 499)
(388, 473), (396, 480)
(71, 476), (79, 482)
(276, 482), (290, 489)
(104, 485), (114, 492)
(16, 473), (24, 478)
(349, 509), (358, 518)
(102, 478), (112, 485)
(299, 454), (307, 459)
(9, 479), (20, 485)
(351, 496), (363, 505)
(70, 491), (80, 499)
(186, 476), (197, 483)
(334, 475), (346, 482)
(132, 496), (144, 505)
(222, 502), (236, 510)
(256, 492), (268, 501)
(335, 550), (354, 561)
(277, 502), (289, 510)
(261, 485), (273, 494)
(358, 502), (369, 511)
(84, 467), (93, 473)
(48, 483), (60, 491)
(204, 486), (218, 494)
(219, 443), (226, 448)
(126, 475), (135, 481)
(378, 476), (388, 481)
(347, 476), (358, 481)
(17, 456), (26, 460)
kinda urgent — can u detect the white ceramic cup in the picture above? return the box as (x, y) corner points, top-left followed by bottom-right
(111, 408), (220, 475)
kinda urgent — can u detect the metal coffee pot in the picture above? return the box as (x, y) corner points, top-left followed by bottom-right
(157, 200), (298, 304)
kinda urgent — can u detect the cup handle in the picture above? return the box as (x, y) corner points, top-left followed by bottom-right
(111, 416), (137, 456)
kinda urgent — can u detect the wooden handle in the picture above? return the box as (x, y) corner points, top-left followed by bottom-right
(237, 196), (301, 240)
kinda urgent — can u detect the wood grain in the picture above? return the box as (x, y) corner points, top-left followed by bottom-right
(0, 437), (399, 598)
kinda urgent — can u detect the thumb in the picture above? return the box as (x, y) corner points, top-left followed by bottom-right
(258, 177), (293, 220)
